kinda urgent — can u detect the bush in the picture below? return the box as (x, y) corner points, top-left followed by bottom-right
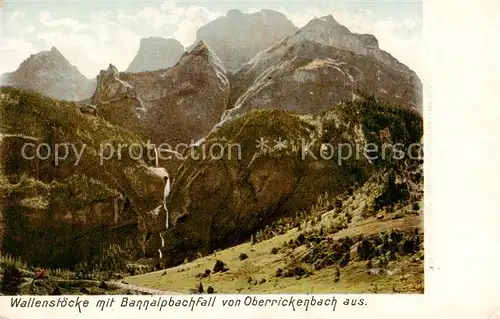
(275, 268), (283, 277)
(207, 286), (215, 294)
(239, 253), (248, 261)
(270, 248), (278, 255)
(293, 266), (306, 277)
(213, 260), (229, 273)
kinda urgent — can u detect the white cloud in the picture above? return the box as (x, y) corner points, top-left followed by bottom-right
(160, 0), (177, 12)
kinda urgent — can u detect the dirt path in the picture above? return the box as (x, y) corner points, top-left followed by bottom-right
(20, 278), (180, 295)
(108, 280), (180, 295)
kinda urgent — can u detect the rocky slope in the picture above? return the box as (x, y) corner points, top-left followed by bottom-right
(190, 9), (297, 71)
(0, 87), (167, 268)
(1, 47), (95, 101)
(226, 15), (422, 119)
(88, 41), (230, 146)
(126, 37), (185, 73)
(153, 96), (422, 266)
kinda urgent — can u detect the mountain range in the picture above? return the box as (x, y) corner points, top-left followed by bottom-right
(0, 9), (423, 292)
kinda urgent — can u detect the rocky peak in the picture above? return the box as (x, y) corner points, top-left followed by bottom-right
(190, 9), (297, 71)
(186, 40), (224, 67)
(295, 15), (370, 51)
(226, 9), (243, 19)
(20, 47), (73, 71)
(2, 47), (95, 101)
(305, 15), (346, 30)
(102, 64), (120, 77)
(125, 37), (185, 73)
(92, 63), (133, 105)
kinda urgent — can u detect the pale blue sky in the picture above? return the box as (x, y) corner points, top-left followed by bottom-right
(1, 0), (422, 77)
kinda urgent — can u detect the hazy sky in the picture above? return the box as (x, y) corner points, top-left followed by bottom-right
(0, 0), (422, 78)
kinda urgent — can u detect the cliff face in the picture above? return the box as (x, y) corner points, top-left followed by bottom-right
(89, 41), (230, 146)
(1, 47), (95, 101)
(190, 9), (297, 71)
(0, 88), (166, 268)
(126, 37), (185, 73)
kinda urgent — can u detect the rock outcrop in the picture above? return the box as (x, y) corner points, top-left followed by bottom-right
(126, 37), (185, 73)
(190, 9), (297, 71)
(1, 47), (95, 101)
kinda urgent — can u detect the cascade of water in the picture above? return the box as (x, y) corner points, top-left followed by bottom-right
(163, 174), (171, 229)
(159, 232), (165, 248)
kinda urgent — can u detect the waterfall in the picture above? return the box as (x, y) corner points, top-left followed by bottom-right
(163, 175), (171, 230)
(158, 249), (163, 259)
(159, 232), (165, 248)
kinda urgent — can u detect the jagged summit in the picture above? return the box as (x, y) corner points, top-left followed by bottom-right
(190, 40), (219, 59)
(226, 9), (243, 19)
(297, 15), (351, 38)
(125, 37), (185, 73)
(21, 46), (73, 68)
(309, 14), (342, 26)
(181, 40), (227, 73)
(190, 9), (297, 71)
(105, 63), (119, 74)
(2, 47), (95, 101)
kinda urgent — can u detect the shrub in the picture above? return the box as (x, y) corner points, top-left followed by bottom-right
(275, 268), (283, 277)
(270, 248), (278, 255)
(239, 253), (248, 261)
(207, 286), (215, 294)
(213, 260), (229, 273)
(293, 266), (306, 277)
(197, 282), (204, 294)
